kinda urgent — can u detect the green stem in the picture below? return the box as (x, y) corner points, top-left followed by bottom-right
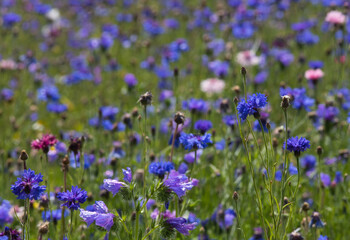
(276, 109), (288, 236)
(141, 225), (160, 240)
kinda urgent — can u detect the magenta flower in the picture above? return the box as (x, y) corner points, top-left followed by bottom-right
(31, 134), (58, 153)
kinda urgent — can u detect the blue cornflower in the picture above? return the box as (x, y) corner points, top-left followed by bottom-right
(284, 136), (310, 157)
(248, 93), (268, 109)
(79, 201), (115, 231)
(100, 32), (114, 51)
(237, 93), (268, 121)
(47, 102), (68, 113)
(143, 19), (164, 36)
(309, 212), (324, 228)
(301, 155), (317, 175)
(149, 161), (175, 178)
(280, 87), (314, 111)
(2, 13), (21, 28)
(316, 104), (339, 122)
(222, 115), (237, 128)
(318, 235), (328, 240)
(296, 30), (319, 45)
(179, 133), (212, 150)
(309, 61), (324, 69)
(163, 170), (198, 197)
(57, 186), (87, 210)
(122, 167), (132, 183)
(194, 120), (212, 134)
(11, 169), (46, 200)
(232, 22), (255, 39)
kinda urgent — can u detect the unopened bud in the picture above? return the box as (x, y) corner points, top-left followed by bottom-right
(281, 95), (290, 109)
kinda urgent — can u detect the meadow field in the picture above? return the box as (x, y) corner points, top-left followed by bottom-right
(0, 0), (349, 239)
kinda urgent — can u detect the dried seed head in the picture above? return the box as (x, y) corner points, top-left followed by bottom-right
(38, 221), (49, 235)
(281, 95), (291, 109)
(19, 150), (29, 161)
(137, 91), (153, 106)
(233, 191), (239, 200)
(174, 112), (185, 125)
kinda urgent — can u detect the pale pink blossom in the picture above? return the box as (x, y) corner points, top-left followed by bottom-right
(200, 78), (225, 94)
(236, 50), (261, 67)
(0, 59), (17, 70)
(325, 11), (346, 25)
(304, 69), (324, 80)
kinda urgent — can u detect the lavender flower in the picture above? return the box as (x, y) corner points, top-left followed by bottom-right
(11, 169), (46, 200)
(57, 186), (87, 210)
(163, 170), (198, 197)
(0, 200), (13, 226)
(103, 179), (127, 196)
(79, 201), (115, 231)
(162, 217), (196, 236)
(122, 167), (132, 183)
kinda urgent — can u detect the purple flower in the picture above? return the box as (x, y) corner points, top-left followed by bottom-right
(80, 201), (115, 231)
(301, 155), (316, 173)
(280, 87), (314, 111)
(124, 73), (137, 88)
(309, 212), (324, 228)
(163, 217), (196, 236)
(222, 115), (237, 128)
(179, 133), (212, 150)
(57, 186), (87, 210)
(194, 120), (213, 134)
(103, 179), (127, 196)
(0, 227), (21, 240)
(0, 200), (13, 226)
(283, 136), (310, 156)
(163, 170), (198, 197)
(316, 104), (339, 122)
(320, 173), (331, 187)
(11, 169), (46, 200)
(184, 150), (202, 164)
(122, 167), (132, 183)
(182, 98), (209, 114)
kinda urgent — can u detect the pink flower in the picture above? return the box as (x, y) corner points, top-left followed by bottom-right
(304, 69), (324, 81)
(200, 78), (225, 94)
(0, 59), (17, 70)
(236, 50), (261, 67)
(31, 134), (58, 153)
(325, 11), (346, 25)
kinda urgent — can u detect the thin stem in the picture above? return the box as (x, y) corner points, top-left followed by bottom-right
(169, 123), (179, 162)
(276, 109), (288, 235)
(141, 225), (160, 240)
